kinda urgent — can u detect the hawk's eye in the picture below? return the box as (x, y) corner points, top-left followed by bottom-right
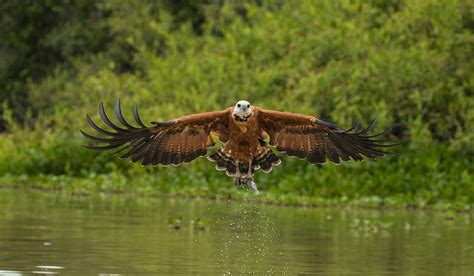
(247, 104), (250, 108)
(237, 104), (241, 107)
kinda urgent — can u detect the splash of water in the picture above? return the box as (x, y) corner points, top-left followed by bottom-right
(214, 198), (289, 274)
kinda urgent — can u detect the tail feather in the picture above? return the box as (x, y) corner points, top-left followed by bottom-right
(208, 147), (281, 176)
(207, 149), (237, 176)
(253, 148), (281, 173)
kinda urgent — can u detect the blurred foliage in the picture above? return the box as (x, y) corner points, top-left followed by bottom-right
(0, 0), (473, 206)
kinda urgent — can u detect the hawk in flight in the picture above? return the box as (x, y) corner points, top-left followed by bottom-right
(81, 99), (395, 192)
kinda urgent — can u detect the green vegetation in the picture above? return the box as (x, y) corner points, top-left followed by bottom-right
(167, 215), (184, 230)
(0, 0), (473, 209)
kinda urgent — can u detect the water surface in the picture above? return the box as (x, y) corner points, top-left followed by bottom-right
(0, 189), (472, 275)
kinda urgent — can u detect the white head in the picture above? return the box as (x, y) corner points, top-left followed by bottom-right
(233, 100), (252, 120)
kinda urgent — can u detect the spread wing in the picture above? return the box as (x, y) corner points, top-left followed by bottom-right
(258, 108), (396, 164)
(81, 99), (230, 166)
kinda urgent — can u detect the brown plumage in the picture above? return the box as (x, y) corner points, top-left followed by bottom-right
(81, 99), (397, 192)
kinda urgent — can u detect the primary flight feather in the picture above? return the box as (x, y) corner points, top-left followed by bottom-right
(81, 99), (396, 192)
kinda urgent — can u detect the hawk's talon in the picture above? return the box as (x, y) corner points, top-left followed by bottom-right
(233, 176), (259, 193)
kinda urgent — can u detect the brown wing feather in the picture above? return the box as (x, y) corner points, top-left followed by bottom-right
(81, 99), (230, 166)
(258, 107), (396, 164)
(173, 132), (184, 165)
(296, 133), (306, 158)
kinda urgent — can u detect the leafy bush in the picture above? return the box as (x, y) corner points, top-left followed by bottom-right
(0, 0), (472, 205)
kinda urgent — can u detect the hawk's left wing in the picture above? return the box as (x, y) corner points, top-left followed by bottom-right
(257, 108), (395, 164)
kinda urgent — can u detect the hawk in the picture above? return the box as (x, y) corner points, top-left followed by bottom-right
(81, 99), (396, 192)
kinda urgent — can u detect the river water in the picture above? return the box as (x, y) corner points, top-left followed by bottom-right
(0, 189), (472, 275)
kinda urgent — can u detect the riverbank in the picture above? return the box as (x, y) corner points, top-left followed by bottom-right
(1, 132), (473, 211)
(1, 173), (471, 212)
(1, 135), (473, 212)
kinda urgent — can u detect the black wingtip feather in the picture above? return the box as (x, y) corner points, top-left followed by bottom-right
(133, 104), (147, 128)
(86, 114), (118, 136)
(354, 117), (378, 135)
(315, 118), (339, 130)
(99, 102), (127, 132)
(344, 120), (360, 132)
(366, 126), (394, 138)
(151, 121), (176, 126)
(105, 145), (132, 157)
(83, 144), (120, 151)
(80, 129), (112, 144)
(115, 98), (136, 129)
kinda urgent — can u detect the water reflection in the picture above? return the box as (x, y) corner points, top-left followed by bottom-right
(0, 189), (472, 275)
(0, 271), (22, 276)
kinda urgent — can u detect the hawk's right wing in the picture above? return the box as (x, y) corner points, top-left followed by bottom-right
(81, 99), (231, 166)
